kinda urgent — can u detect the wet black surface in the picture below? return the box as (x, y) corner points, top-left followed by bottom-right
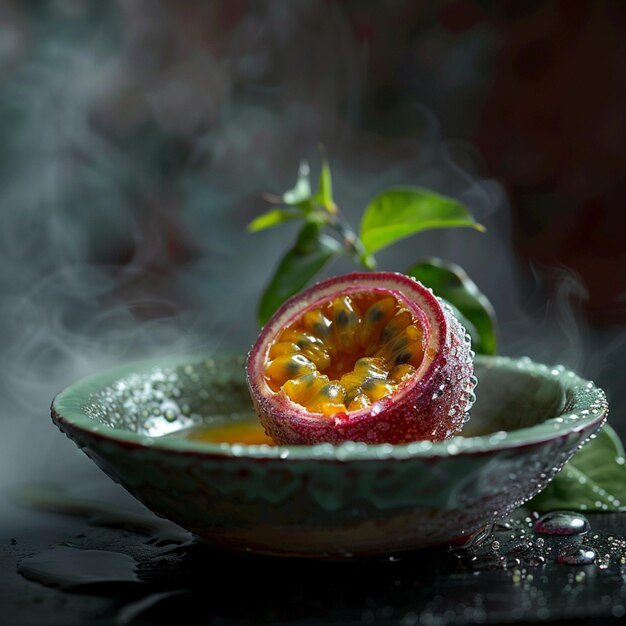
(3, 482), (626, 626)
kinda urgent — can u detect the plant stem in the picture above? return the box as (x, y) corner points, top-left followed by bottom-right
(326, 211), (377, 271)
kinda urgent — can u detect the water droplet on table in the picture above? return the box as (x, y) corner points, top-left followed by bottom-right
(556, 547), (596, 566)
(533, 511), (590, 536)
(18, 546), (142, 588)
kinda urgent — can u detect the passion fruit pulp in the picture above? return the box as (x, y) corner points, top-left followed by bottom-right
(247, 272), (476, 445)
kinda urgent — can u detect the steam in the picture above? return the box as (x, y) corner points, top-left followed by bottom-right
(502, 266), (625, 406)
(0, 1), (609, 494)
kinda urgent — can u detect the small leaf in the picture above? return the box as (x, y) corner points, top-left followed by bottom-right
(529, 424), (626, 513)
(247, 208), (301, 233)
(406, 258), (496, 355)
(360, 187), (485, 254)
(312, 149), (337, 214)
(258, 223), (341, 326)
(283, 160), (312, 205)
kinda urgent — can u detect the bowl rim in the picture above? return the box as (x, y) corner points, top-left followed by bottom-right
(51, 353), (608, 461)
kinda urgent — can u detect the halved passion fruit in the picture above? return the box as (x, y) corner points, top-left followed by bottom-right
(246, 272), (476, 445)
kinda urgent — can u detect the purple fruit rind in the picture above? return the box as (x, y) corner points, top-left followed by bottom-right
(247, 272), (476, 445)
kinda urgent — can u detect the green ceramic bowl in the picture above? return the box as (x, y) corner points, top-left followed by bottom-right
(51, 354), (608, 559)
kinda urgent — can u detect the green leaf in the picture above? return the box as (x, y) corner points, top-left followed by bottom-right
(247, 208), (302, 233)
(258, 223), (341, 326)
(529, 424), (626, 513)
(360, 187), (485, 254)
(406, 258), (497, 355)
(312, 150), (337, 214)
(283, 160), (312, 205)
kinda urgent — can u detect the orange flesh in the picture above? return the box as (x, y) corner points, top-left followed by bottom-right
(263, 292), (425, 416)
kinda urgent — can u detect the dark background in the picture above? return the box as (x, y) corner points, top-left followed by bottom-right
(1, 0), (623, 455)
(0, 1), (624, 622)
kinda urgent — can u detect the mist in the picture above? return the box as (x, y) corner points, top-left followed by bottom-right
(0, 0), (623, 493)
